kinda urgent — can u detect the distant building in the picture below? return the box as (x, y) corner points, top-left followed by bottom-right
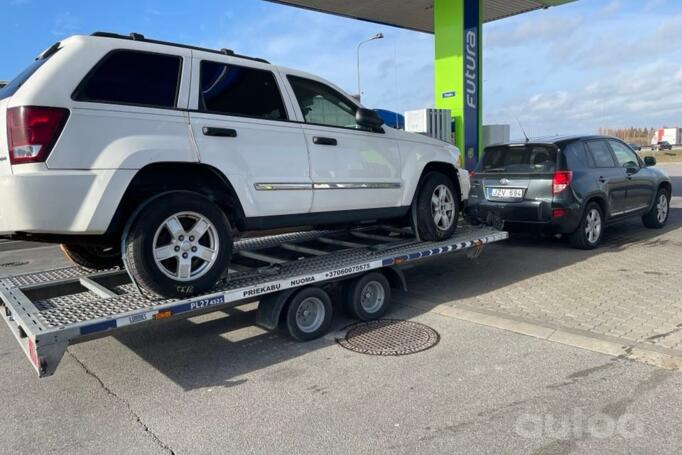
(652, 127), (682, 145)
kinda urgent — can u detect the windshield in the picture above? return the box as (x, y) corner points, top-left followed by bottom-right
(0, 44), (59, 101)
(477, 144), (558, 173)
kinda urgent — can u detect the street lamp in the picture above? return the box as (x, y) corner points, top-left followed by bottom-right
(356, 32), (384, 102)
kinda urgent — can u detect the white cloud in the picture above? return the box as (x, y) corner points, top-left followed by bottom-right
(51, 11), (79, 37)
(485, 15), (583, 49)
(644, 0), (666, 12)
(600, 0), (622, 16)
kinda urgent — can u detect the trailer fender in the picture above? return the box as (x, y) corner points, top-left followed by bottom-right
(383, 267), (408, 292)
(256, 288), (298, 331)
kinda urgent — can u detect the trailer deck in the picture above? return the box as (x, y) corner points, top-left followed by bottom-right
(0, 224), (508, 377)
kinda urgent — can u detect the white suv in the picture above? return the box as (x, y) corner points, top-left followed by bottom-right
(0, 33), (469, 297)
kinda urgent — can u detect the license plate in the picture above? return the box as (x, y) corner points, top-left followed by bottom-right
(490, 188), (523, 198)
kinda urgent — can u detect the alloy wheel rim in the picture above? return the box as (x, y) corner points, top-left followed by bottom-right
(360, 281), (386, 313)
(657, 194), (668, 223)
(152, 212), (219, 282)
(431, 184), (456, 231)
(296, 297), (325, 333)
(585, 208), (602, 244)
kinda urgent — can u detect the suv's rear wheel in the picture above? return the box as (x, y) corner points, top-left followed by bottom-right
(642, 187), (670, 229)
(415, 172), (459, 241)
(61, 244), (122, 271)
(125, 192), (232, 298)
(570, 202), (604, 249)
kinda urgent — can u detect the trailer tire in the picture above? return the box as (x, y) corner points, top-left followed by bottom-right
(285, 287), (333, 342)
(416, 172), (459, 241)
(125, 192), (232, 298)
(61, 244), (123, 271)
(343, 272), (391, 321)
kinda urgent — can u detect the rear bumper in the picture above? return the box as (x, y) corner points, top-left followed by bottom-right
(465, 198), (582, 234)
(0, 168), (135, 236)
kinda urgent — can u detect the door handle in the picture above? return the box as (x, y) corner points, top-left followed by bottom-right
(313, 137), (338, 146)
(599, 176), (607, 183)
(203, 127), (237, 138)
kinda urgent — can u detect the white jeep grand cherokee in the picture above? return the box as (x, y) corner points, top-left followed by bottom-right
(0, 32), (469, 297)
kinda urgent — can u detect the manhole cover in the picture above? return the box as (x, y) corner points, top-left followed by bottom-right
(337, 319), (440, 356)
(0, 261), (29, 268)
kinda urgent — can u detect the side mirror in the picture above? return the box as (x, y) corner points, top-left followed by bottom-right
(356, 108), (384, 130)
(644, 156), (657, 166)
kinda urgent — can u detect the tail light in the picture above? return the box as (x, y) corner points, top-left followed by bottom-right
(552, 171), (573, 195)
(7, 106), (69, 165)
(469, 170), (476, 178)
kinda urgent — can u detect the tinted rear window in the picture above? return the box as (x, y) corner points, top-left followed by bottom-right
(74, 50), (181, 108)
(585, 140), (615, 168)
(199, 61), (287, 120)
(563, 142), (590, 169)
(477, 145), (557, 173)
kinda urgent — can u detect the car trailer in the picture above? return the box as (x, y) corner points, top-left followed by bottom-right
(0, 224), (508, 377)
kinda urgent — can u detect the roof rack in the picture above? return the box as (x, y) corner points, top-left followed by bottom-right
(90, 31), (270, 64)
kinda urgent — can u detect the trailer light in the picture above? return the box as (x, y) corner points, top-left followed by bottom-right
(28, 338), (39, 368)
(153, 310), (172, 320)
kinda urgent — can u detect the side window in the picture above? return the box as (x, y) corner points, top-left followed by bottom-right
(562, 142), (590, 169)
(74, 50), (181, 108)
(609, 140), (640, 169)
(199, 61), (287, 120)
(586, 140), (616, 168)
(287, 76), (359, 129)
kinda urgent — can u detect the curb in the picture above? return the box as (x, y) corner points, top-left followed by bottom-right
(397, 296), (682, 371)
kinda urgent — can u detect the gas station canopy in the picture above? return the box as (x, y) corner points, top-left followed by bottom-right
(268, 0), (575, 32)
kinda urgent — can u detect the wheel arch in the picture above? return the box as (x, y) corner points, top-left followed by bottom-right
(106, 162), (246, 237)
(409, 162), (463, 207)
(659, 180), (672, 199)
(584, 194), (608, 218)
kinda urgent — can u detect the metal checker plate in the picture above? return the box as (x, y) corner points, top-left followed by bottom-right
(3, 230), (351, 288)
(6, 226), (506, 333)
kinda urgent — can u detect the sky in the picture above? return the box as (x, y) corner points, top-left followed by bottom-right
(1, 0), (681, 138)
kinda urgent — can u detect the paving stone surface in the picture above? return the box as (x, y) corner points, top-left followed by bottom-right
(402, 166), (682, 353)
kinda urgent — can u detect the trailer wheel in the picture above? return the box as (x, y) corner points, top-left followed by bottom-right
(285, 287), (333, 342)
(343, 272), (391, 321)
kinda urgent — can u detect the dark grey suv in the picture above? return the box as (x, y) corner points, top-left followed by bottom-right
(465, 135), (672, 249)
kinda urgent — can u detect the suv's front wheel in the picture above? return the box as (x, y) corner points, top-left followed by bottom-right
(125, 192), (232, 298)
(415, 172), (459, 241)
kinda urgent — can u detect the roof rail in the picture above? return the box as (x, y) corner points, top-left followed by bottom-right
(90, 31), (270, 64)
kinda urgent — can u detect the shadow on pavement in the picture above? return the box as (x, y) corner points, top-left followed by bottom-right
(114, 202), (682, 391)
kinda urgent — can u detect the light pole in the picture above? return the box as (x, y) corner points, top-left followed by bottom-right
(356, 32), (383, 102)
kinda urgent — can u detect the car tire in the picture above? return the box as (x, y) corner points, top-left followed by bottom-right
(343, 272), (391, 321)
(416, 172), (459, 241)
(642, 187), (670, 229)
(285, 287), (334, 342)
(569, 202), (604, 250)
(61, 244), (123, 271)
(124, 192), (232, 298)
